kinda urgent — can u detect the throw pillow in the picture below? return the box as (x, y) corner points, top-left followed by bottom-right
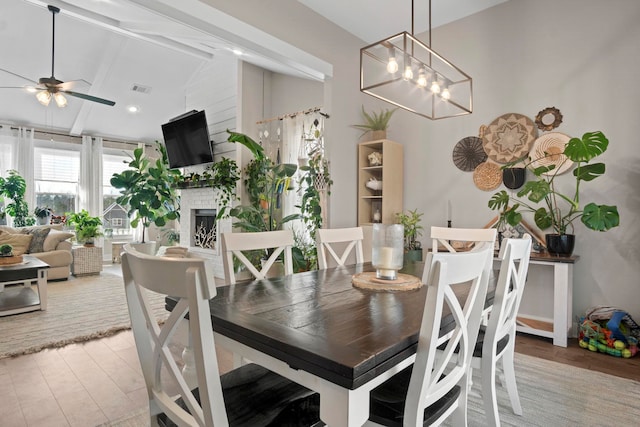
(0, 231), (33, 256)
(21, 227), (51, 254)
(43, 230), (75, 252)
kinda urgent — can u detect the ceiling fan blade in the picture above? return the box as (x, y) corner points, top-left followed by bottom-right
(0, 68), (38, 85)
(58, 79), (91, 91)
(62, 90), (116, 106)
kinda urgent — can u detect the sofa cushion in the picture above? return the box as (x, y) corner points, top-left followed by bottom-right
(21, 227), (51, 254)
(43, 230), (75, 252)
(0, 231), (33, 256)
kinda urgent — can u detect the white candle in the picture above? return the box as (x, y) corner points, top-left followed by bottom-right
(379, 246), (394, 269)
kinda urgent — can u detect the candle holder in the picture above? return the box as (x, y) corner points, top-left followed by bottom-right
(372, 224), (404, 280)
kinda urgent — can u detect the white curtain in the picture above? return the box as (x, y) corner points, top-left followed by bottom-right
(0, 125), (14, 175)
(14, 127), (35, 210)
(79, 135), (103, 217)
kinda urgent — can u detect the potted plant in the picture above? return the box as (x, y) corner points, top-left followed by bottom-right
(110, 142), (181, 244)
(66, 209), (104, 246)
(223, 131), (302, 272)
(396, 209), (424, 263)
(0, 170), (35, 227)
(0, 244), (13, 257)
(488, 131), (620, 255)
(352, 106), (397, 140)
(34, 206), (53, 225)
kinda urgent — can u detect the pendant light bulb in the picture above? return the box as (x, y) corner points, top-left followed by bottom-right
(441, 88), (451, 100)
(36, 91), (52, 106)
(403, 65), (413, 81)
(417, 68), (428, 88)
(430, 81), (441, 94)
(54, 92), (67, 108)
(387, 56), (399, 73)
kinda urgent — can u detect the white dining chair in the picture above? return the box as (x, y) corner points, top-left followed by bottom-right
(366, 245), (493, 426)
(121, 244), (320, 427)
(431, 226), (497, 254)
(316, 227), (364, 270)
(429, 226), (497, 324)
(221, 229), (294, 284)
(475, 236), (531, 426)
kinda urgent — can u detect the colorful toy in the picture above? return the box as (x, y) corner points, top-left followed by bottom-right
(578, 307), (639, 358)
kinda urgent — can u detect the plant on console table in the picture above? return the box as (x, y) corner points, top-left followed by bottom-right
(488, 131), (619, 256)
(110, 142), (181, 243)
(396, 209), (424, 263)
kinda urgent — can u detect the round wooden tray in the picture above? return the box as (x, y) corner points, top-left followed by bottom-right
(0, 255), (23, 265)
(352, 271), (422, 292)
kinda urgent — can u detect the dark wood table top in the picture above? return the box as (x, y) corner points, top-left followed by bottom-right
(167, 262), (492, 390)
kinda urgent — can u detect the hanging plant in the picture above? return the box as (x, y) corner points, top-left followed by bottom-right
(297, 151), (332, 240)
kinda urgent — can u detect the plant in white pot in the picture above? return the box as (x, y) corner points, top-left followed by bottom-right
(488, 131), (620, 255)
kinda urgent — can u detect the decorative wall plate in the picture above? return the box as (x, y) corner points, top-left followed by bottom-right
(535, 107), (563, 131)
(482, 113), (537, 163)
(473, 162), (502, 191)
(452, 136), (487, 171)
(530, 132), (573, 176)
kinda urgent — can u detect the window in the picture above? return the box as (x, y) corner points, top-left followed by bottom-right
(34, 142), (80, 217)
(103, 149), (134, 236)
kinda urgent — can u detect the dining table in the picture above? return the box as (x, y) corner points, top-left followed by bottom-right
(167, 262), (494, 427)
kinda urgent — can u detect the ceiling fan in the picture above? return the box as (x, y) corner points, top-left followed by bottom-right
(0, 5), (115, 108)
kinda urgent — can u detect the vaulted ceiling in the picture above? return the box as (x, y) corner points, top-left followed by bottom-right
(0, 0), (507, 142)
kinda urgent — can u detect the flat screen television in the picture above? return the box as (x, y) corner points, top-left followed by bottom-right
(161, 110), (213, 169)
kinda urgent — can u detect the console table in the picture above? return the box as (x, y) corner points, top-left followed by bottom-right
(511, 252), (579, 347)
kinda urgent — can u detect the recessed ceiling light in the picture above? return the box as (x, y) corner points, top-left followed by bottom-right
(127, 105), (140, 113)
(231, 48), (243, 56)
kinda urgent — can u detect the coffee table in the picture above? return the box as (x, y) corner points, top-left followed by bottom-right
(0, 256), (49, 316)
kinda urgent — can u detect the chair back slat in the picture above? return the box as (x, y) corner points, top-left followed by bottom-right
(221, 230), (294, 284)
(121, 244), (228, 427)
(316, 227), (364, 270)
(489, 236), (532, 344)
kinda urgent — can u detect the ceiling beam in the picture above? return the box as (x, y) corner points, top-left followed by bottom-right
(21, 0), (214, 60)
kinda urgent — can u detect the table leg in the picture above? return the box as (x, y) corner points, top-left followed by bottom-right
(552, 263), (572, 347)
(318, 382), (370, 427)
(38, 269), (48, 311)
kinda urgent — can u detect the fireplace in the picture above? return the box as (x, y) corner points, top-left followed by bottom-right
(191, 209), (216, 249)
(178, 186), (231, 279)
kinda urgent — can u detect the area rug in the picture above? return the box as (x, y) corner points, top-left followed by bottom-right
(0, 267), (167, 359)
(100, 352), (640, 427)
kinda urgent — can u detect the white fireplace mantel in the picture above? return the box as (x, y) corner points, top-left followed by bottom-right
(179, 187), (231, 279)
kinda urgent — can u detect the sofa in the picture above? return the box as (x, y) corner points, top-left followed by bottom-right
(0, 224), (74, 280)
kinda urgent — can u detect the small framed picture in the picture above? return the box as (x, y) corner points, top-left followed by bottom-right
(483, 215), (546, 253)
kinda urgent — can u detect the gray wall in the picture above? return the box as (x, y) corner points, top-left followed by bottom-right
(207, 0), (640, 321)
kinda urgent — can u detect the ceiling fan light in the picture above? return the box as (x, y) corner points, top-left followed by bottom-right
(54, 92), (67, 107)
(36, 91), (51, 106)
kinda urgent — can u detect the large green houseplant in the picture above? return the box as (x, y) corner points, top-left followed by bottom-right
(110, 142), (181, 243)
(223, 130), (302, 271)
(0, 170), (35, 227)
(488, 131), (619, 255)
